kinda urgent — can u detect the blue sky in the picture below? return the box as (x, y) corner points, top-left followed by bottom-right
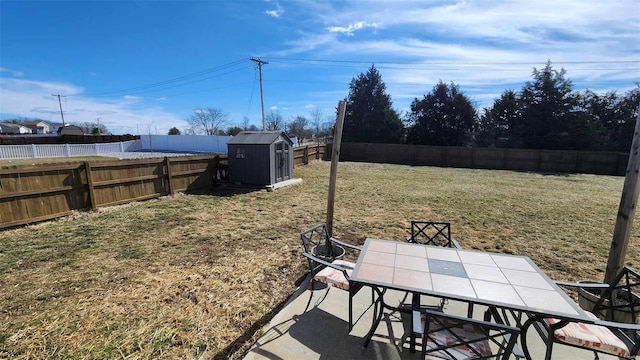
(1, 0), (639, 135)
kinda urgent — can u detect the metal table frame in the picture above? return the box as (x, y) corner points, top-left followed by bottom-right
(349, 239), (596, 358)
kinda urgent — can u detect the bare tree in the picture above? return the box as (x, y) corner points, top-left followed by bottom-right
(186, 107), (229, 135)
(288, 115), (310, 140)
(242, 116), (251, 130)
(266, 110), (283, 131)
(76, 121), (109, 135)
(309, 107), (324, 140)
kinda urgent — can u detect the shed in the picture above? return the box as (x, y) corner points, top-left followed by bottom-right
(57, 125), (84, 135)
(227, 131), (294, 186)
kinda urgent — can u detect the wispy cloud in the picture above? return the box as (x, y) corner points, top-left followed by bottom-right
(271, 0), (639, 108)
(0, 67), (25, 77)
(328, 21), (378, 36)
(0, 78), (186, 134)
(265, 2), (284, 18)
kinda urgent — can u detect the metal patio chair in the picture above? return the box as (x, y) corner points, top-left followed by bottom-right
(407, 221), (462, 249)
(300, 223), (373, 331)
(525, 266), (640, 360)
(414, 308), (520, 359)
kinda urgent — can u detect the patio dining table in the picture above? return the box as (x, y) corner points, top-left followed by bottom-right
(349, 238), (595, 358)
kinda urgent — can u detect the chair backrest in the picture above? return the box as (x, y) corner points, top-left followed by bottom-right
(300, 223), (330, 254)
(409, 221), (453, 247)
(421, 309), (520, 360)
(300, 223), (341, 274)
(593, 266), (640, 324)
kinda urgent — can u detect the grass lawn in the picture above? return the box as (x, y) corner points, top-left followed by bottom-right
(0, 160), (638, 359)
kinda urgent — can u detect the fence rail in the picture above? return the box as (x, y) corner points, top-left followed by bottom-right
(0, 140), (143, 159)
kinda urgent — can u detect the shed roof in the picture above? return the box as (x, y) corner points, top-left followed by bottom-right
(227, 131), (292, 145)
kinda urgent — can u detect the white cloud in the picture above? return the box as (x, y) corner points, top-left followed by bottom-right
(328, 21), (378, 36)
(265, 2), (284, 18)
(124, 95), (142, 101)
(0, 78), (186, 134)
(304, 104), (316, 109)
(0, 67), (24, 77)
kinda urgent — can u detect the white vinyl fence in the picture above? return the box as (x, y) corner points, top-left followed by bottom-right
(139, 135), (231, 154)
(0, 140), (143, 159)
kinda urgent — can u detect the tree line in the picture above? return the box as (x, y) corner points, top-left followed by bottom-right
(343, 63), (639, 152)
(181, 107), (334, 141)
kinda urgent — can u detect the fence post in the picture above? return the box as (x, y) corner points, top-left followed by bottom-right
(94, 143), (99, 155)
(316, 143), (320, 159)
(165, 156), (174, 195)
(65, 144), (71, 157)
(31, 144), (37, 158)
(120, 142), (124, 152)
(84, 162), (97, 210)
(304, 145), (309, 165)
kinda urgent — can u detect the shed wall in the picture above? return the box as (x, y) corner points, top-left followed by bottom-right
(228, 144), (272, 185)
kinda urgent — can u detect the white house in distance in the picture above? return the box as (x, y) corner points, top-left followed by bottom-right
(21, 120), (52, 134)
(0, 123), (32, 134)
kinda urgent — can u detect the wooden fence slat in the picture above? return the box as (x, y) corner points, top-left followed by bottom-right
(85, 162), (97, 211)
(165, 157), (173, 195)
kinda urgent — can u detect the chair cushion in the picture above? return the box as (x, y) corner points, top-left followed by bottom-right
(545, 311), (631, 358)
(422, 316), (493, 359)
(313, 260), (354, 291)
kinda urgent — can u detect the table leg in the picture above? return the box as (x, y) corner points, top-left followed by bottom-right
(410, 292), (420, 353)
(362, 286), (385, 348)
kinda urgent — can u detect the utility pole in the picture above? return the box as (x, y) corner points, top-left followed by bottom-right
(250, 57), (268, 131)
(51, 94), (66, 126)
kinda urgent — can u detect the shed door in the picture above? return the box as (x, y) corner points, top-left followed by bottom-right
(275, 141), (291, 182)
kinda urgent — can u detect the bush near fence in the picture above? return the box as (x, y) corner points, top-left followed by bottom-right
(340, 142), (629, 176)
(0, 144), (327, 229)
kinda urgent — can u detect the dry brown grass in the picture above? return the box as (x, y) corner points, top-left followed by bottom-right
(1, 160), (638, 359)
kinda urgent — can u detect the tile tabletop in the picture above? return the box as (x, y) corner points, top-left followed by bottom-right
(351, 238), (588, 320)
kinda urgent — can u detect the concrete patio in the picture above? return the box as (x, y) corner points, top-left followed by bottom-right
(244, 275), (618, 360)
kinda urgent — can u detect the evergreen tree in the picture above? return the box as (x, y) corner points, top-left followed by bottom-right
(613, 87), (640, 152)
(342, 65), (404, 143)
(406, 81), (476, 146)
(475, 90), (519, 147)
(519, 61), (579, 149)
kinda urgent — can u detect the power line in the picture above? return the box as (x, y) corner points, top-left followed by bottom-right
(86, 65), (253, 98)
(266, 57), (640, 66)
(83, 58), (250, 97)
(245, 68), (257, 119)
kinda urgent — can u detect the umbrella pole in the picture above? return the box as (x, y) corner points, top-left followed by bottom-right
(605, 106), (640, 284)
(326, 100), (347, 241)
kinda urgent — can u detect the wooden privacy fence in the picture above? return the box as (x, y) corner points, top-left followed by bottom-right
(341, 143), (629, 176)
(293, 143), (327, 166)
(0, 155), (223, 229)
(0, 144), (326, 229)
